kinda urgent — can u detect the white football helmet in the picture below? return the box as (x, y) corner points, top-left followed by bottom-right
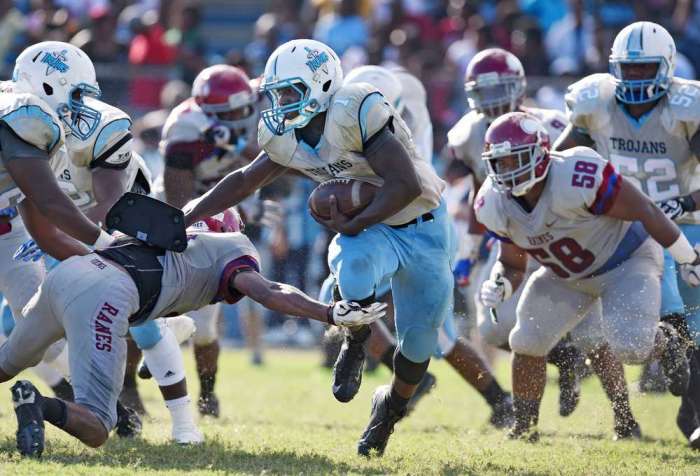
(343, 65), (404, 114)
(609, 21), (676, 104)
(260, 39), (343, 135)
(12, 41), (101, 140)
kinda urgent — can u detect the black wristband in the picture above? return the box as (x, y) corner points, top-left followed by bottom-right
(326, 305), (335, 325)
(679, 194), (697, 213)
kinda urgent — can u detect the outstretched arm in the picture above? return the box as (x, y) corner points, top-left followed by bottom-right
(184, 151), (287, 226)
(231, 271), (386, 326)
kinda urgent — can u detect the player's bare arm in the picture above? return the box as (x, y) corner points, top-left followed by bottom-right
(312, 128), (421, 235)
(231, 270), (387, 326)
(184, 151), (287, 226)
(551, 124), (596, 152)
(5, 157), (107, 247)
(606, 178), (700, 264)
(85, 167), (133, 224)
(494, 242), (528, 290)
(18, 197), (91, 260)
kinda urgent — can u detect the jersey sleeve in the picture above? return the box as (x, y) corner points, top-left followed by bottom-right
(564, 73), (613, 134)
(665, 78), (700, 140)
(216, 233), (263, 304)
(553, 148), (622, 216)
(326, 83), (393, 153)
(0, 97), (62, 153)
(473, 180), (511, 242)
(90, 118), (133, 169)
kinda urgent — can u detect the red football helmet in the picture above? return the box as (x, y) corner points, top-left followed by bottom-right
(201, 207), (244, 233)
(192, 65), (257, 135)
(464, 48), (526, 119)
(482, 112), (550, 196)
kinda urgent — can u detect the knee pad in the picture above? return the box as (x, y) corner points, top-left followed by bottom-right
(142, 326), (186, 387)
(191, 306), (220, 346)
(394, 349), (430, 385)
(398, 325), (438, 364)
(509, 327), (551, 358)
(129, 319), (164, 350)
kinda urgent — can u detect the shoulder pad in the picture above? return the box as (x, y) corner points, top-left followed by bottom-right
(447, 111), (484, 155)
(663, 79), (700, 137)
(549, 147), (611, 214)
(326, 83), (392, 151)
(564, 73), (615, 132)
(161, 100), (209, 147)
(473, 179), (509, 238)
(257, 119), (296, 166)
(328, 83), (382, 128)
(0, 93), (63, 153)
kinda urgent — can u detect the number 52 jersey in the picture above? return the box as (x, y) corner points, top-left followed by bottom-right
(565, 73), (700, 223)
(475, 147), (636, 281)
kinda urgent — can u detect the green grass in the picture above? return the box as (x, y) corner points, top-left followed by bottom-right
(0, 349), (698, 475)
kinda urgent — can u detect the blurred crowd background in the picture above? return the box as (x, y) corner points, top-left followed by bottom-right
(3, 0), (699, 351)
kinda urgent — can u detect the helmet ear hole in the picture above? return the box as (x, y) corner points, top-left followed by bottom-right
(322, 80), (332, 92)
(42, 83), (53, 96)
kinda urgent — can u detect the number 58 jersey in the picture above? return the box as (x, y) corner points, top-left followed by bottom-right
(475, 147), (634, 281)
(565, 73), (700, 224)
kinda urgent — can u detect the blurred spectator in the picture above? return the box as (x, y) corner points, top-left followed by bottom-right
(518, 0), (567, 32)
(313, 0), (369, 56)
(165, 3), (206, 84)
(128, 9), (176, 111)
(511, 17), (549, 76)
(0, 0), (26, 67)
(545, 0), (599, 76)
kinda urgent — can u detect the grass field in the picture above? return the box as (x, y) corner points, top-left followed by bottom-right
(0, 348), (698, 475)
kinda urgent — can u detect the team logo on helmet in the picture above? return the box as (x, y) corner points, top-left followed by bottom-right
(41, 50), (69, 76)
(305, 47), (329, 75)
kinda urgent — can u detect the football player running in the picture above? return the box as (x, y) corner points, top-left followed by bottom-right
(476, 111), (700, 442)
(446, 48), (586, 418)
(159, 65), (279, 417)
(2, 208), (386, 457)
(318, 64), (513, 428)
(555, 21), (700, 443)
(11, 49), (203, 443)
(184, 39), (452, 457)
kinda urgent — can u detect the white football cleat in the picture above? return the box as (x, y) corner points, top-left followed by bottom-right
(172, 424), (204, 445)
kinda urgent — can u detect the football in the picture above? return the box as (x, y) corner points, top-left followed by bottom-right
(308, 178), (378, 220)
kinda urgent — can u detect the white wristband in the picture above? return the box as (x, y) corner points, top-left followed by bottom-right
(668, 233), (696, 264)
(92, 229), (113, 249)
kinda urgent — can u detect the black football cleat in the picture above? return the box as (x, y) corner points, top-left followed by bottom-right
(690, 427), (700, 450)
(357, 385), (406, 457)
(332, 326), (370, 403)
(676, 394), (699, 439)
(405, 372), (436, 415)
(490, 393), (515, 429)
(198, 392), (220, 418)
(659, 322), (690, 396)
(137, 359), (152, 380)
(12, 380), (45, 457)
(115, 400), (142, 438)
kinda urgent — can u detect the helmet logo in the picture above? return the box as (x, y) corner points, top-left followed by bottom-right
(42, 50), (69, 76)
(305, 47), (329, 75)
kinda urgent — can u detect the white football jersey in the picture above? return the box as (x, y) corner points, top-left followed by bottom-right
(259, 83), (445, 226)
(447, 106), (568, 184)
(0, 91), (65, 209)
(393, 69), (433, 163)
(566, 73), (700, 223)
(56, 98), (151, 211)
(475, 147), (631, 281)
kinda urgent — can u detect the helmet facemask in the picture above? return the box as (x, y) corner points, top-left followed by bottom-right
(465, 73), (525, 119)
(201, 99), (257, 153)
(609, 57), (670, 104)
(62, 83), (102, 140)
(261, 78), (318, 135)
(483, 141), (549, 196)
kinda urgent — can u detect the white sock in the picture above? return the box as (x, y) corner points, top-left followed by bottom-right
(165, 395), (196, 429)
(143, 326), (186, 387)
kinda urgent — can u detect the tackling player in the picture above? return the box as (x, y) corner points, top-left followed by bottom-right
(2, 209), (386, 457)
(184, 39), (452, 457)
(476, 112), (700, 441)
